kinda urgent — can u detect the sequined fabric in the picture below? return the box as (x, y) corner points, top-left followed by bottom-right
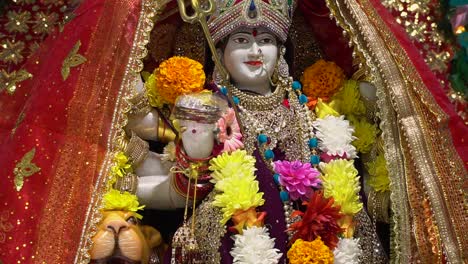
(0, 0), (143, 262)
(0, 0), (79, 94)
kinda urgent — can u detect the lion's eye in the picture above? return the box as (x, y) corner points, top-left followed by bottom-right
(126, 216), (138, 225)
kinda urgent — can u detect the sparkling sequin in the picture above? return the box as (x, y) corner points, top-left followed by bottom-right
(13, 148), (41, 191)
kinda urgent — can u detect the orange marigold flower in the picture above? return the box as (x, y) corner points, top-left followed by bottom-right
(152, 56), (206, 105)
(300, 59), (345, 99)
(287, 238), (334, 264)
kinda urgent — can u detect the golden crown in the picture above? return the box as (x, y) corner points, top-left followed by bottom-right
(208, 0), (296, 43)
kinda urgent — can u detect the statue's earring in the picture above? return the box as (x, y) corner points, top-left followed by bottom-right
(277, 45), (289, 78)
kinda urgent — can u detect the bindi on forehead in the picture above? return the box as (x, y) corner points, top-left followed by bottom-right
(252, 28), (257, 37)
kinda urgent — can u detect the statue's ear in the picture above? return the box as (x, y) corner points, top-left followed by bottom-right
(140, 225), (163, 249)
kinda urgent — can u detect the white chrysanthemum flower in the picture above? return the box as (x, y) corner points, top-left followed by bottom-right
(161, 141), (176, 163)
(333, 238), (362, 264)
(230, 226), (282, 264)
(313, 115), (357, 158)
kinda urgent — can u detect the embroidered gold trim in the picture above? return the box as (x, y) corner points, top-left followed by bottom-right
(14, 148), (41, 191)
(357, 0), (466, 261)
(325, 0), (412, 262)
(61, 40), (86, 81)
(326, 0), (467, 262)
(74, 1), (163, 263)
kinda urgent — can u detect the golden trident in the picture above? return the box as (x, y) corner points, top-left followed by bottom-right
(176, 0), (229, 82)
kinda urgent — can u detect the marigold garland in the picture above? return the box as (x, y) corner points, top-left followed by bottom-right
(287, 238), (334, 264)
(301, 59), (345, 99)
(148, 56), (206, 105)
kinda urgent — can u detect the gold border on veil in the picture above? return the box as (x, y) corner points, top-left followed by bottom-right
(325, 0), (467, 263)
(73, 1), (163, 263)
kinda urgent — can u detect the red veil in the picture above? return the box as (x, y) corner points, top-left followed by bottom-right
(0, 0), (466, 263)
(0, 0), (145, 262)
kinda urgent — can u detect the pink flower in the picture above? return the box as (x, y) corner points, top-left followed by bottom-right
(274, 160), (321, 201)
(217, 108), (244, 153)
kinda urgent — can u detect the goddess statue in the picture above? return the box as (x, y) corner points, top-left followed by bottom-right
(0, 0), (466, 263)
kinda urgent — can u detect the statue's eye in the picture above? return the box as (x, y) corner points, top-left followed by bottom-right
(233, 37), (249, 44)
(126, 216), (138, 225)
(259, 37), (275, 45)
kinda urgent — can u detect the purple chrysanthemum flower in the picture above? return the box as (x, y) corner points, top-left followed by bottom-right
(273, 160), (321, 201)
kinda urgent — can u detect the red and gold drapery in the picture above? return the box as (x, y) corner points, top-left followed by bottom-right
(0, 0), (466, 263)
(0, 0), (150, 262)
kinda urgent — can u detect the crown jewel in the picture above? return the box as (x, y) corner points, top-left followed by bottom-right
(208, 0), (296, 43)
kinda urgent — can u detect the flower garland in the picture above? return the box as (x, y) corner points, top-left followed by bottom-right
(273, 160), (321, 201)
(107, 151), (133, 189)
(137, 57), (385, 263)
(287, 237), (334, 264)
(209, 150), (265, 227)
(207, 72), (366, 262)
(102, 189), (145, 219)
(210, 150), (279, 263)
(231, 227), (282, 264)
(333, 238), (362, 264)
(101, 151), (145, 220)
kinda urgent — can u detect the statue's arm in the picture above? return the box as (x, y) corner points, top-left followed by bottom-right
(124, 76), (215, 210)
(135, 151), (187, 210)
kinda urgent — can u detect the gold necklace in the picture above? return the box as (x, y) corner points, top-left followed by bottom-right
(227, 79), (288, 111)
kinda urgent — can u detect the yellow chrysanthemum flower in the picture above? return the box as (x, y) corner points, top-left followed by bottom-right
(287, 238), (334, 264)
(103, 189), (145, 219)
(209, 150), (256, 188)
(350, 116), (378, 154)
(332, 80), (366, 116)
(315, 98), (340, 119)
(212, 174), (265, 224)
(320, 159), (363, 215)
(145, 73), (164, 108)
(366, 153), (390, 192)
(111, 151), (133, 177)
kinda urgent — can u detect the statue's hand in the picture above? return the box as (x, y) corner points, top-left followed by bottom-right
(126, 109), (160, 141)
(179, 120), (215, 159)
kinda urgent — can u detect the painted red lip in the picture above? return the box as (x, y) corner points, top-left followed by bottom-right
(244, 61), (263, 66)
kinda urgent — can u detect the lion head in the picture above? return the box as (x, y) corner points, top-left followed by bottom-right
(90, 211), (164, 264)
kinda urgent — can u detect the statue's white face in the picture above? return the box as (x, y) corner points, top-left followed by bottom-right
(223, 28), (278, 92)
